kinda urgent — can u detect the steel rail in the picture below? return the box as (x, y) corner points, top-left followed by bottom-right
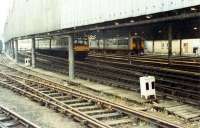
(0, 63), (184, 128)
(0, 73), (112, 128)
(16, 53), (200, 105)
(0, 105), (40, 128)
(21, 75), (183, 128)
(88, 54), (200, 72)
(31, 55), (200, 105)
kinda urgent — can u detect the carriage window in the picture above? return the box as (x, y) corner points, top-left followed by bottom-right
(74, 40), (78, 44)
(152, 82), (155, 89)
(75, 39), (84, 45)
(146, 83), (149, 90)
(113, 38), (118, 45)
(118, 39), (128, 45)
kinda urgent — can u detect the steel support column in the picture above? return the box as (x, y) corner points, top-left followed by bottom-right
(9, 42), (11, 55)
(168, 24), (172, 63)
(103, 39), (106, 56)
(152, 40), (155, 54)
(7, 42), (10, 55)
(37, 40), (39, 49)
(5, 43), (7, 53)
(49, 39), (52, 49)
(31, 38), (36, 68)
(11, 40), (15, 59)
(14, 40), (18, 63)
(180, 39), (182, 56)
(9, 41), (11, 56)
(8, 42), (10, 55)
(97, 40), (100, 49)
(68, 36), (75, 80)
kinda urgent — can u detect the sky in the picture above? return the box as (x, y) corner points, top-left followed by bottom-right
(0, 0), (11, 40)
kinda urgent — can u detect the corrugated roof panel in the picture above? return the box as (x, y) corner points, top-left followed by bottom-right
(4, 0), (200, 41)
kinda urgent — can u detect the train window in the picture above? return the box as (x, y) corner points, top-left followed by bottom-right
(118, 39), (128, 45)
(80, 40), (84, 44)
(99, 40), (104, 46)
(146, 83), (149, 90)
(152, 82), (155, 89)
(74, 40), (78, 44)
(107, 39), (113, 45)
(113, 39), (118, 45)
(75, 38), (86, 45)
(133, 38), (142, 44)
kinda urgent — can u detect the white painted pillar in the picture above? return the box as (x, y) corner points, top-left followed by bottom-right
(8, 41), (11, 55)
(32, 38), (36, 68)
(180, 39), (182, 56)
(68, 36), (75, 80)
(14, 40), (18, 63)
(11, 40), (15, 59)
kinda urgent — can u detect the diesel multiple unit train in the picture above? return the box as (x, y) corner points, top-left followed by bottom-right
(36, 36), (145, 60)
(36, 37), (90, 60)
(89, 36), (145, 55)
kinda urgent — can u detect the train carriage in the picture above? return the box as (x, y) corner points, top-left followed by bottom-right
(89, 36), (145, 55)
(36, 37), (89, 60)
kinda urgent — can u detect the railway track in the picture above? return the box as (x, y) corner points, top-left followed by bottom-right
(19, 52), (200, 106)
(89, 53), (200, 62)
(0, 62), (184, 128)
(0, 105), (39, 128)
(88, 53), (200, 72)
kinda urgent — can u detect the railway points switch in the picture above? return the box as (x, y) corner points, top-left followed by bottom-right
(140, 76), (156, 100)
(25, 58), (31, 66)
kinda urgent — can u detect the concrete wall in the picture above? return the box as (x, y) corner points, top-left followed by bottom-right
(145, 39), (200, 56)
(182, 39), (200, 55)
(4, 0), (200, 41)
(154, 40), (169, 54)
(144, 41), (153, 53)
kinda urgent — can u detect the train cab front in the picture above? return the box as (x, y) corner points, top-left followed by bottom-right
(74, 38), (90, 60)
